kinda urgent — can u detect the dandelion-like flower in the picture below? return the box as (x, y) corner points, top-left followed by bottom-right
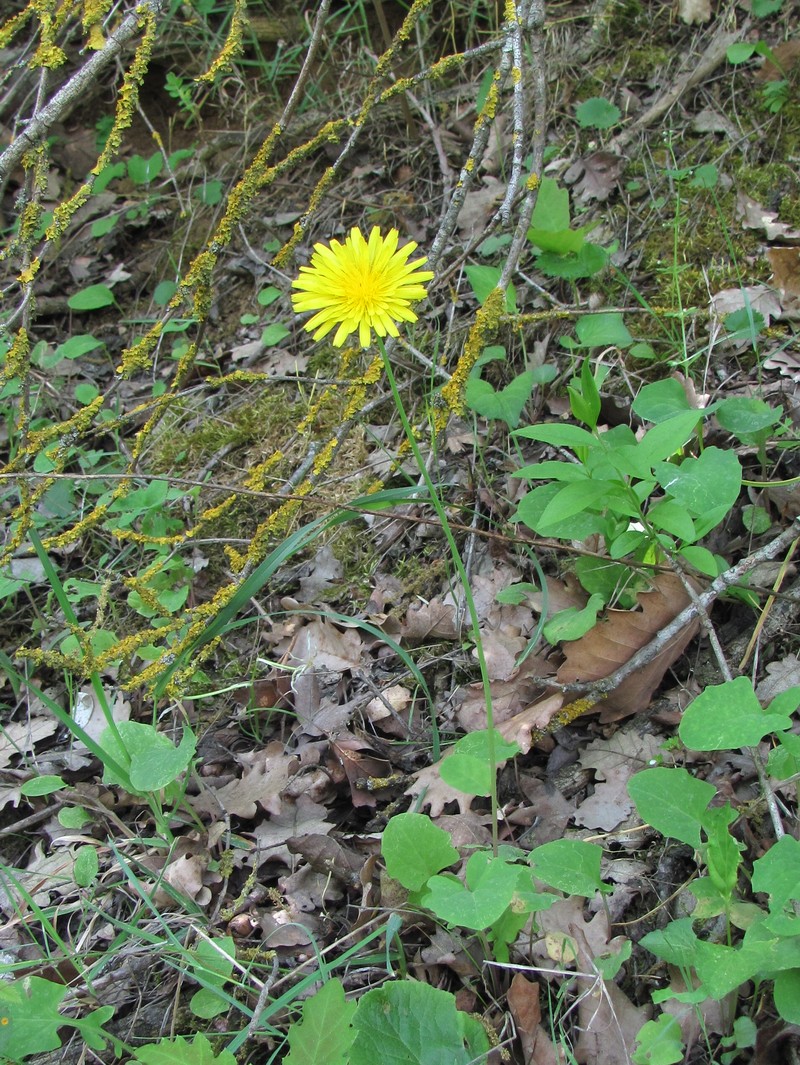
(291, 226), (434, 348)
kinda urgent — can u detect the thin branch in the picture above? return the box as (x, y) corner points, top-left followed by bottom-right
(564, 518), (800, 701)
(0, 0), (170, 184)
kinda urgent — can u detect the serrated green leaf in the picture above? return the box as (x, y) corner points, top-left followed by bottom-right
(284, 979), (356, 1065)
(382, 813), (459, 891)
(0, 976), (67, 1059)
(134, 1033), (237, 1064)
(350, 980), (490, 1065)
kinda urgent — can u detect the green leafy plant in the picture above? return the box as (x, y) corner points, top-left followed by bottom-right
(575, 96), (621, 130)
(509, 378), (741, 630)
(526, 176), (611, 281)
(624, 677), (800, 1058)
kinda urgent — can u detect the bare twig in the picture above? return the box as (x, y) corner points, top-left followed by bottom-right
(0, 0), (170, 184)
(564, 518), (800, 701)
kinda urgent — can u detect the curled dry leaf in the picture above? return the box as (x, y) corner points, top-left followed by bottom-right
(557, 572), (700, 723)
(564, 150), (624, 203)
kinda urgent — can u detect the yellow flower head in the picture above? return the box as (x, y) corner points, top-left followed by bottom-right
(291, 226), (434, 348)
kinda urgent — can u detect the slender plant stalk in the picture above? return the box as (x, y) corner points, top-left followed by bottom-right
(377, 339), (499, 853)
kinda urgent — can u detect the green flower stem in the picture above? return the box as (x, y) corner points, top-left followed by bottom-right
(377, 339), (498, 853)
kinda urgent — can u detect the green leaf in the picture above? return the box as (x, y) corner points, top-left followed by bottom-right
(632, 379), (692, 423)
(127, 152), (164, 185)
(464, 265), (516, 312)
(257, 285), (281, 307)
(382, 813), (459, 891)
(67, 284), (115, 311)
(727, 42), (757, 64)
(640, 917), (701, 970)
(59, 805), (92, 829)
(752, 834), (800, 913)
(655, 447), (741, 530)
(693, 939), (762, 999)
(715, 397), (779, 438)
(678, 545), (720, 577)
(529, 176), (571, 233)
(679, 677), (793, 751)
(189, 936), (236, 1019)
(350, 980), (490, 1065)
(751, 0), (782, 12)
(0, 976), (68, 1058)
(575, 96), (621, 130)
(528, 838), (608, 897)
(439, 730), (520, 796)
(91, 215), (118, 237)
(100, 721), (196, 792)
(134, 1033), (237, 1064)
(284, 979), (356, 1065)
(742, 504), (772, 534)
(536, 242), (608, 279)
(628, 767), (715, 847)
(774, 969), (800, 1024)
(690, 164), (718, 189)
(514, 460), (590, 483)
(422, 852), (522, 929)
(543, 594), (604, 644)
(514, 483), (608, 540)
(632, 1013), (684, 1065)
(574, 312), (632, 349)
(513, 422), (600, 449)
(20, 774), (66, 797)
(261, 323), (290, 347)
(53, 334), (104, 360)
(73, 844), (99, 888)
(153, 280), (178, 306)
(636, 410), (703, 465)
(701, 804), (741, 899)
(647, 499), (696, 541)
(537, 480), (620, 526)
(465, 370), (536, 428)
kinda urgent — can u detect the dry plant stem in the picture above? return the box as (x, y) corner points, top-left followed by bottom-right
(0, 0), (170, 184)
(273, 0), (334, 134)
(242, 953), (280, 1043)
(499, 1), (546, 288)
(427, 0), (543, 272)
(377, 339), (499, 854)
(738, 536), (799, 671)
